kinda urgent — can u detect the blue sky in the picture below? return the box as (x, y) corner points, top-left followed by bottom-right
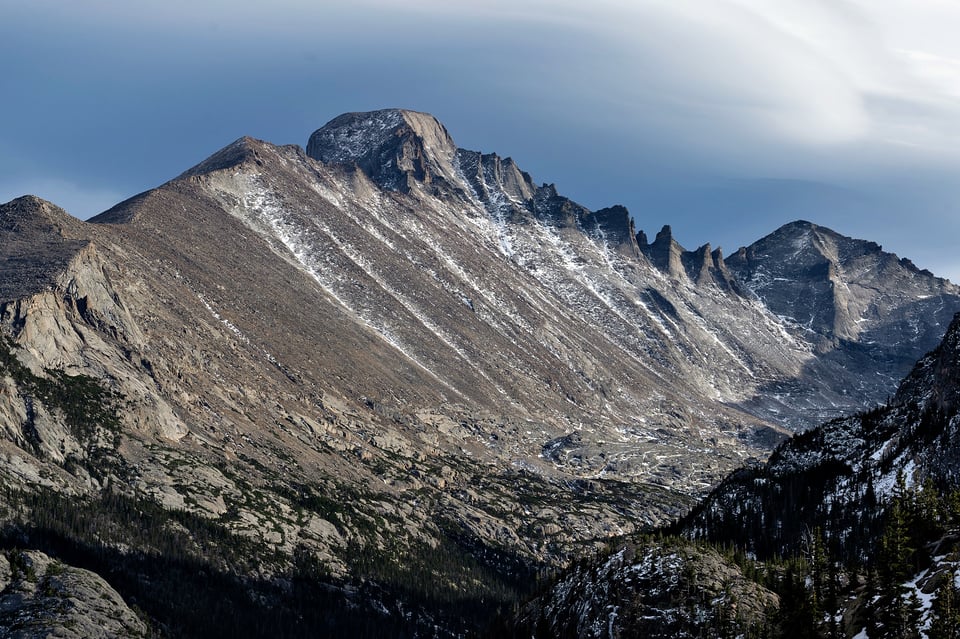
(3, 1), (960, 279)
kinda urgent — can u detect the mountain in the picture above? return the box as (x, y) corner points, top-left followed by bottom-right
(726, 220), (958, 424)
(637, 217), (960, 429)
(512, 312), (960, 638)
(1, 108), (958, 635)
(683, 309), (960, 559)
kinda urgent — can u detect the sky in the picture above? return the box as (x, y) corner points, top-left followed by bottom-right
(3, 0), (960, 279)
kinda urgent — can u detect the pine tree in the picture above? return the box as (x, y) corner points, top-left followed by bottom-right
(778, 560), (821, 639)
(824, 558), (842, 639)
(930, 571), (960, 639)
(946, 490), (960, 530)
(864, 568), (882, 639)
(803, 526), (828, 624)
(905, 590), (923, 639)
(876, 475), (918, 638)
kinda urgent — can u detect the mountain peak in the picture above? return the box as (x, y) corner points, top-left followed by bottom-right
(306, 109), (461, 193)
(727, 219), (958, 353)
(780, 219), (816, 231)
(0, 196), (89, 302)
(0, 195), (80, 236)
(761, 220), (887, 256)
(178, 136), (276, 178)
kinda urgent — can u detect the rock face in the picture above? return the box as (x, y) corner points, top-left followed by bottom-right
(727, 220), (954, 352)
(0, 549), (147, 638)
(307, 109), (463, 194)
(1, 109), (959, 635)
(456, 149), (537, 208)
(683, 311), (960, 558)
(721, 220), (960, 428)
(640, 224), (685, 277)
(515, 537), (778, 638)
(0, 197), (89, 303)
(639, 226), (740, 289)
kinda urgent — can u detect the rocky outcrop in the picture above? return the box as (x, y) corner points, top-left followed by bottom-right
(897, 312), (960, 415)
(711, 247), (738, 289)
(515, 537), (778, 638)
(0, 197), (89, 303)
(0, 237), (186, 447)
(638, 226), (739, 289)
(677, 244), (737, 289)
(528, 183), (591, 229)
(309, 110), (643, 256)
(640, 224), (685, 278)
(307, 109), (463, 195)
(682, 243), (712, 283)
(456, 150), (537, 208)
(582, 205), (640, 258)
(0, 549), (147, 638)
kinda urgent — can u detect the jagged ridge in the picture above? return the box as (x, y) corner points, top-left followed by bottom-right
(2, 108), (960, 636)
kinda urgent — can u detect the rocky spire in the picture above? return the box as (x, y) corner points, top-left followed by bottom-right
(641, 225), (686, 278)
(676, 243), (739, 289)
(636, 229), (649, 249)
(682, 243), (713, 284)
(710, 247), (738, 290)
(588, 206), (641, 258)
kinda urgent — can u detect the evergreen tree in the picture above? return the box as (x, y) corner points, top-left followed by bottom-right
(823, 558), (841, 639)
(905, 590), (923, 639)
(930, 572), (960, 639)
(946, 490), (960, 531)
(778, 561), (821, 639)
(864, 568), (882, 639)
(806, 527), (828, 623)
(876, 475), (918, 639)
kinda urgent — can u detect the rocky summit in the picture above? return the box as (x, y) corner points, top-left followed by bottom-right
(0, 108), (958, 636)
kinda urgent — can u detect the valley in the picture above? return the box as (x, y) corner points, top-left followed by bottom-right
(1, 109), (958, 637)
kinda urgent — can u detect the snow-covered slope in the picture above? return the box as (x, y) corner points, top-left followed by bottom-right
(684, 311), (960, 559)
(75, 108), (960, 497)
(149, 123), (810, 493)
(514, 536), (777, 638)
(2, 108), (960, 636)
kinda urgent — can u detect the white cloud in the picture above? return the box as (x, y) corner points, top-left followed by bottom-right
(17, 0), (960, 159)
(567, 1), (960, 174)
(6, 1), (960, 215)
(895, 48), (960, 98)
